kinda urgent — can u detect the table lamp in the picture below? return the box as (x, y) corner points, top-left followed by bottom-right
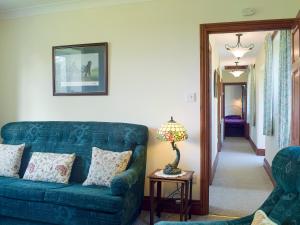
(157, 117), (188, 175)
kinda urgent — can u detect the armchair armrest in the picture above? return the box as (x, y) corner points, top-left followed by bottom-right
(111, 145), (146, 196)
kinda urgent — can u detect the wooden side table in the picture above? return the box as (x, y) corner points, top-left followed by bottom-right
(148, 169), (194, 225)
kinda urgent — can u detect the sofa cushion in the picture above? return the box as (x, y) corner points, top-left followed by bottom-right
(0, 143), (25, 178)
(251, 210), (278, 225)
(44, 184), (123, 213)
(23, 152), (75, 184)
(0, 176), (19, 185)
(0, 196), (123, 225)
(83, 147), (132, 187)
(0, 179), (68, 201)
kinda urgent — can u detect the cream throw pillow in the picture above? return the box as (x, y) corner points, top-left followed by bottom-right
(83, 147), (132, 187)
(23, 152), (75, 184)
(0, 143), (25, 177)
(251, 210), (278, 225)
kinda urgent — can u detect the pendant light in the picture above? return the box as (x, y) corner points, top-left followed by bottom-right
(225, 34), (254, 59)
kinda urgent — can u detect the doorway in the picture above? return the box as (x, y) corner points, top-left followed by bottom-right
(199, 17), (299, 215)
(223, 83), (247, 138)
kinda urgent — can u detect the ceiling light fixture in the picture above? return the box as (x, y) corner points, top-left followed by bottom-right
(230, 62), (244, 77)
(225, 33), (254, 59)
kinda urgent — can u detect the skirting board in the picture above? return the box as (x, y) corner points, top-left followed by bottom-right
(263, 158), (276, 187)
(248, 137), (265, 156)
(142, 197), (201, 215)
(210, 151), (219, 185)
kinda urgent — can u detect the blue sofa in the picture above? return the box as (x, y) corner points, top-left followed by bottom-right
(156, 146), (300, 225)
(0, 121), (148, 225)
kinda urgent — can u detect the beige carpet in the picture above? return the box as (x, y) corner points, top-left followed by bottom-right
(209, 137), (273, 217)
(133, 211), (234, 225)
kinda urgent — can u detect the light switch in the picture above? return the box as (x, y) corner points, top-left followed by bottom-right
(185, 92), (197, 103)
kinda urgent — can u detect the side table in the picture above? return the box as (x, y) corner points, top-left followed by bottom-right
(148, 169), (194, 225)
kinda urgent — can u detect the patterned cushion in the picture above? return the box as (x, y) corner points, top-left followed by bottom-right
(83, 147), (132, 187)
(251, 210), (278, 225)
(23, 152), (75, 184)
(0, 144), (25, 177)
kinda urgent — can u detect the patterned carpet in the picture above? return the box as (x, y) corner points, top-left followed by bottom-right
(209, 137), (273, 217)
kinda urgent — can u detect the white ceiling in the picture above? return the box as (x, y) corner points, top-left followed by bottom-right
(210, 31), (273, 68)
(0, 0), (151, 19)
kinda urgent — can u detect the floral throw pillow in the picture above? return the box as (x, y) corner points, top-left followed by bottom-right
(251, 210), (278, 225)
(0, 143), (25, 177)
(83, 147), (132, 187)
(23, 152), (75, 184)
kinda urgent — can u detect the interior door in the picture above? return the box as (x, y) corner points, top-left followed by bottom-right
(291, 16), (300, 145)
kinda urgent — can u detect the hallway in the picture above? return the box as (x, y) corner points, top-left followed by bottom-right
(209, 137), (273, 217)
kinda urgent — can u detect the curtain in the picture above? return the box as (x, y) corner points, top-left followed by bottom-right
(263, 34), (274, 136)
(278, 30), (292, 149)
(247, 65), (256, 126)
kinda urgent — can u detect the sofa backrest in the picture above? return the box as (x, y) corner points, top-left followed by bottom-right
(1, 121), (148, 183)
(267, 146), (300, 224)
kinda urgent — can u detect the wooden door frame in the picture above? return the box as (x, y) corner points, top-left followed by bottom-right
(199, 18), (297, 215)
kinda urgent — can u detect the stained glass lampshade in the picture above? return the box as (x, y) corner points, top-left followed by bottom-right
(157, 117), (188, 175)
(157, 117), (188, 142)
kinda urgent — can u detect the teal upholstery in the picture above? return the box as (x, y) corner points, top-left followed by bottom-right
(156, 146), (300, 225)
(0, 121), (148, 225)
(0, 178), (67, 201)
(44, 184), (123, 213)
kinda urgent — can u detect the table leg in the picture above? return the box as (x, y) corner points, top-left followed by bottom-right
(184, 181), (189, 221)
(150, 180), (155, 225)
(156, 181), (162, 217)
(180, 183), (184, 221)
(189, 179), (193, 219)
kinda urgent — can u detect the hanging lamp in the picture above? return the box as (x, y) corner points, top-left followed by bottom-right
(225, 33), (254, 59)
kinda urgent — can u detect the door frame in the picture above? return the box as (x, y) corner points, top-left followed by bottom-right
(199, 18), (297, 215)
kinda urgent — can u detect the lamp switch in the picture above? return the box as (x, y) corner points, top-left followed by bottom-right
(185, 93), (196, 103)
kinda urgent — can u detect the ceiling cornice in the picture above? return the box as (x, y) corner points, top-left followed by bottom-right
(0, 0), (152, 20)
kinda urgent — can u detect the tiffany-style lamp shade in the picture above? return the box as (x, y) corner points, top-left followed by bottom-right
(157, 117), (188, 175)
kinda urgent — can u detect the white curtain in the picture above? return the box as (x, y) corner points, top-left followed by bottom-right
(277, 30), (292, 149)
(247, 65), (256, 126)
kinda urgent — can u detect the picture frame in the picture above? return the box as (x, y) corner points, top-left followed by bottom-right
(52, 42), (108, 96)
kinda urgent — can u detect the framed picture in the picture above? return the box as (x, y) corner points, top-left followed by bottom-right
(52, 42), (108, 96)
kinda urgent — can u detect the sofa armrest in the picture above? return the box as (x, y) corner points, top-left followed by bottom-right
(111, 145), (146, 196)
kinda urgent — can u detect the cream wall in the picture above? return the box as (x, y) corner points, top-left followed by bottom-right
(0, 0), (298, 199)
(209, 38), (220, 167)
(249, 43), (266, 149)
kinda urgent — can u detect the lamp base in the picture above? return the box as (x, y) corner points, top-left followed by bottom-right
(163, 164), (182, 175)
